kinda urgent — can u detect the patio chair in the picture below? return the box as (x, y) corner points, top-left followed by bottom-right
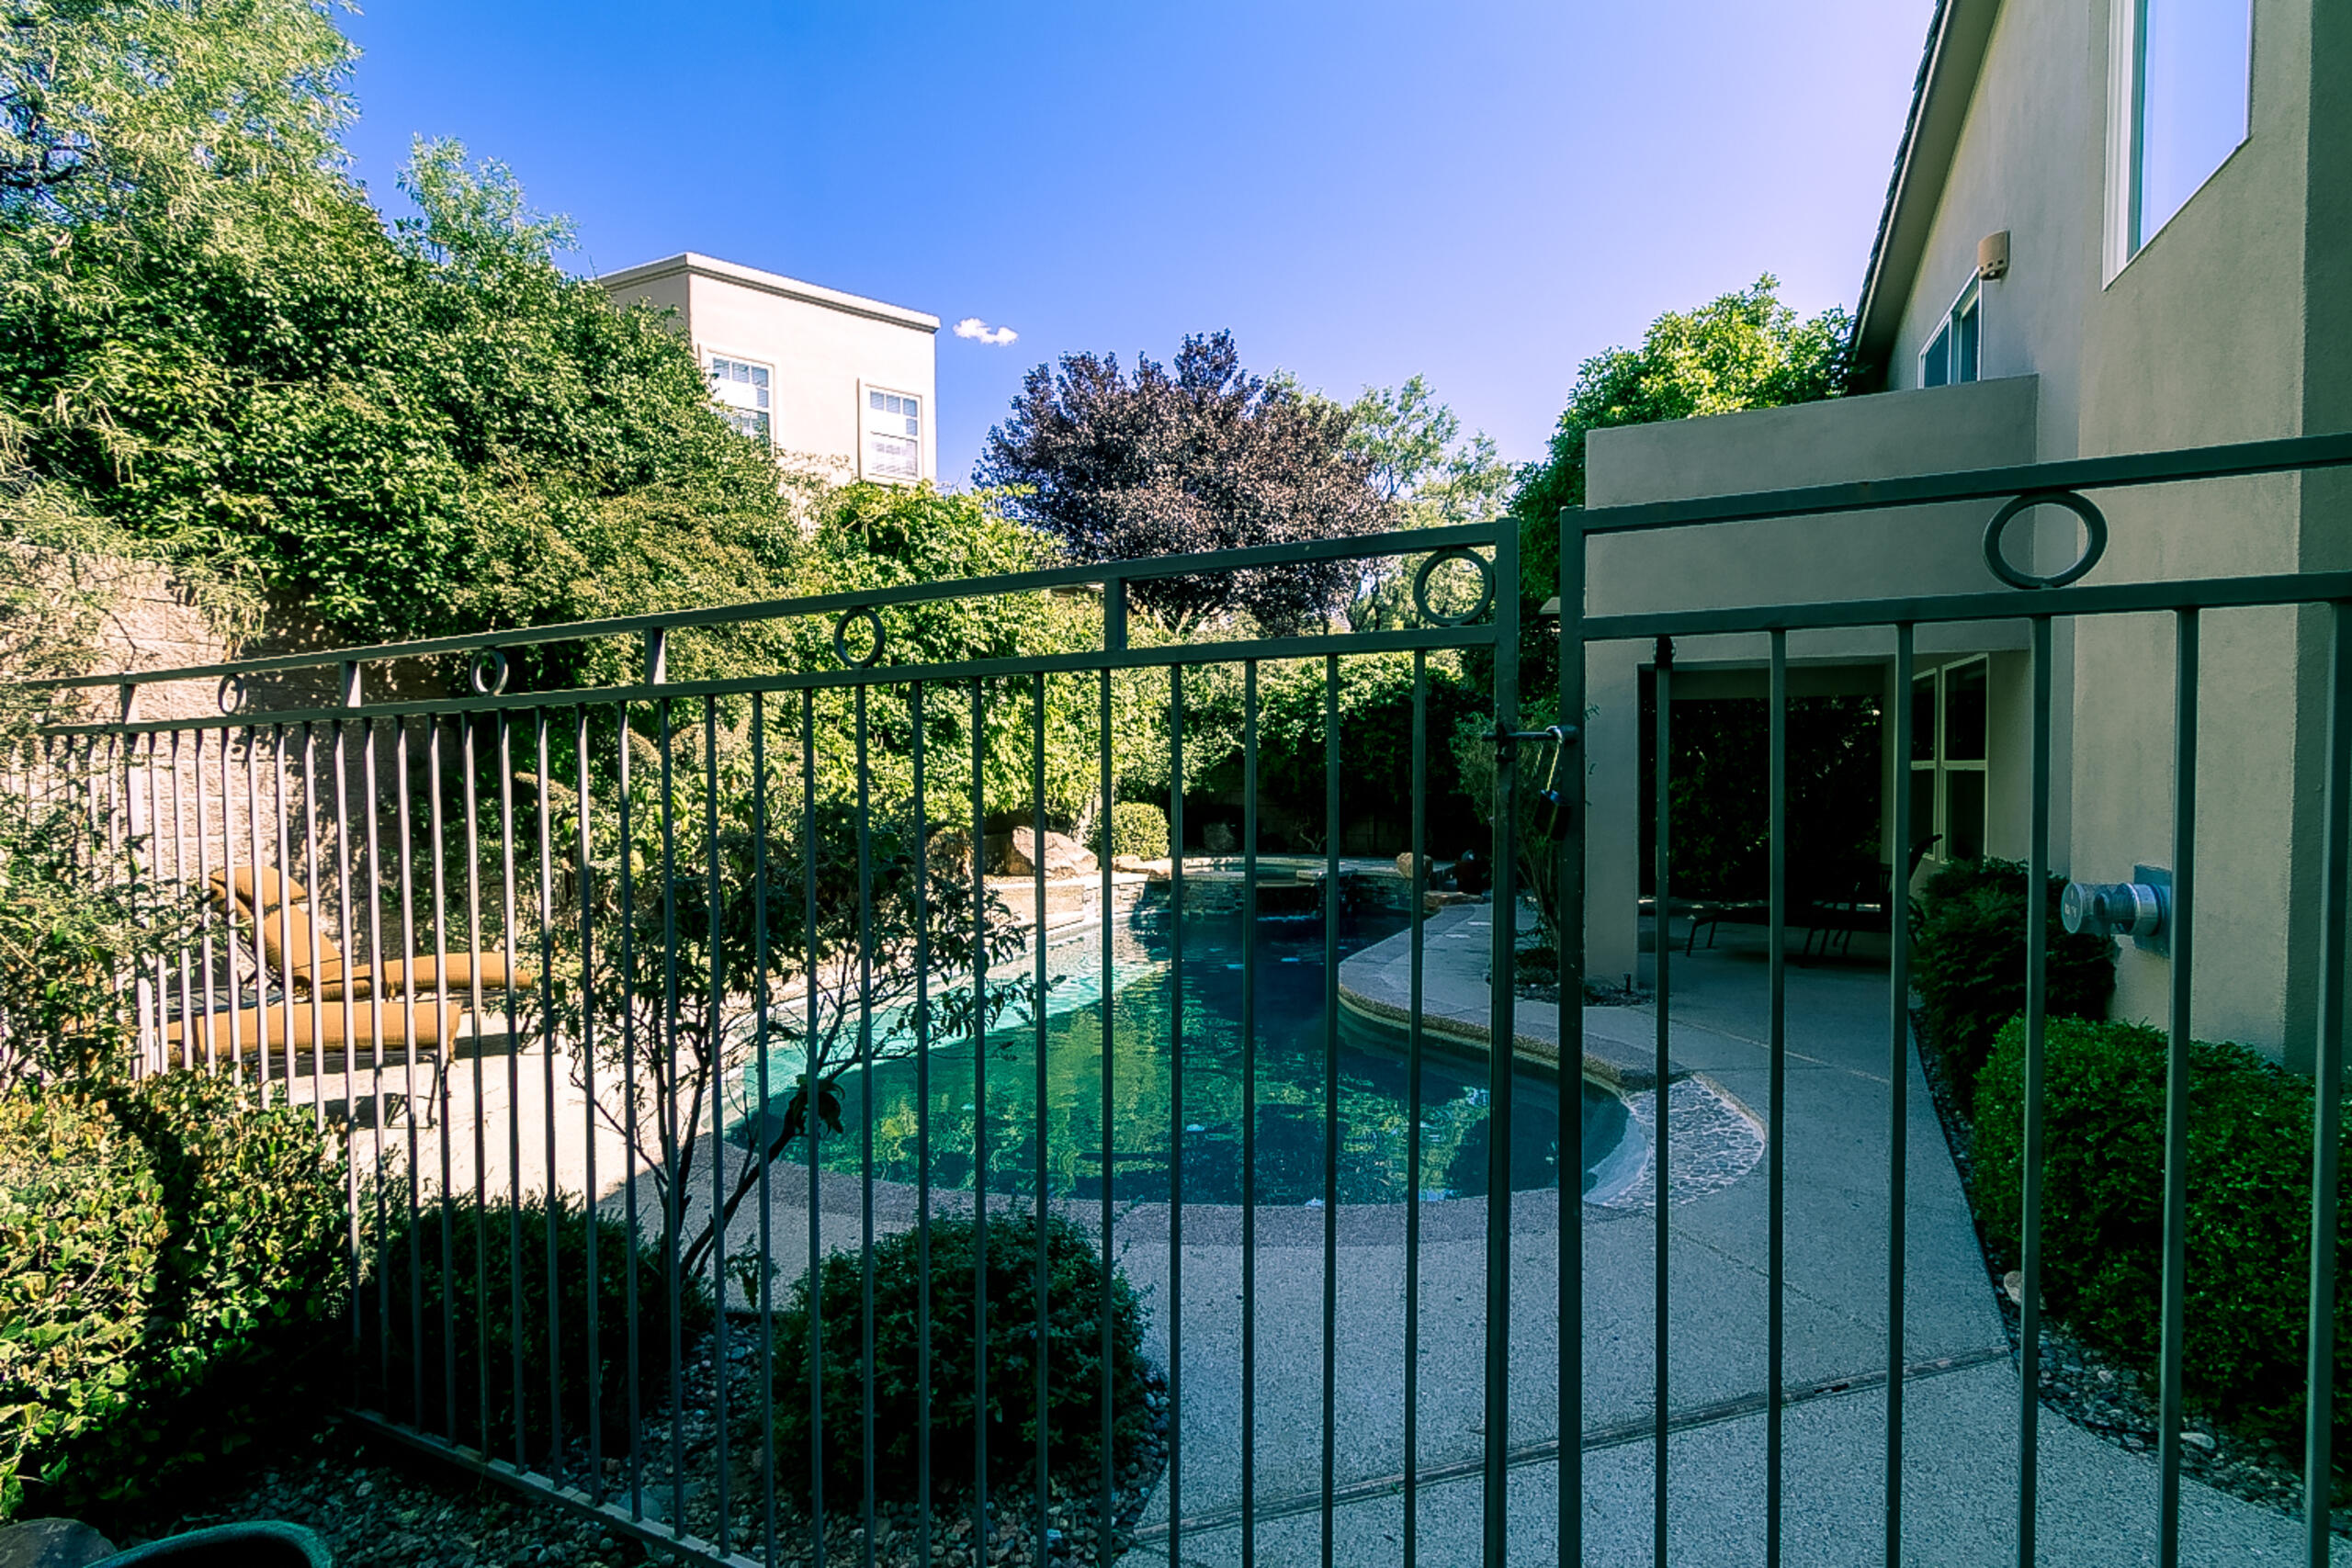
(209, 866), (534, 1001)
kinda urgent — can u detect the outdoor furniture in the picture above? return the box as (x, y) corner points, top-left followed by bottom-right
(209, 867), (532, 1000)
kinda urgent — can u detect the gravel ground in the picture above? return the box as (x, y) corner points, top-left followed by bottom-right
(1915, 1010), (2350, 1536)
(108, 1324), (1171, 1568)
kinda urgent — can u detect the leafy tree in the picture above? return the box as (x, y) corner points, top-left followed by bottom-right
(1505, 276), (1854, 699)
(976, 331), (1395, 632)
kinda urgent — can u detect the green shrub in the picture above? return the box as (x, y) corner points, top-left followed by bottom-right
(1973, 1016), (2352, 1460)
(0, 1076), (347, 1521)
(1909, 858), (2114, 1104)
(367, 1191), (711, 1463)
(1096, 801), (1170, 861)
(765, 1213), (1152, 1505)
(0, 1091), (165, 1519)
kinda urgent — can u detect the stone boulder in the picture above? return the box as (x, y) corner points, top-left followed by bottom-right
(1003, 827), (1097, 878)
(1395, 852), (1428, 881)
(0, 1520), (116, 1568)
(1203, 821), (1237, 854)
(926, 828), (975, 885)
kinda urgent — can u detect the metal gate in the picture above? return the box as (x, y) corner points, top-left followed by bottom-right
(26, 427), (2352, 1565)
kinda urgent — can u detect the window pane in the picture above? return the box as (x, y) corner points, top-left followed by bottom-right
(1922, 322), (1951, 389)
(2137, 0), (2252, 247)
(870, 389), (886, 410)
(1910, 769), (1939, 855)
(1945, 662), (1987, 761)
(1955, 297), (1981, 384)
(1945, 769), (1985, 862)
(1911, 676), (1938, 762)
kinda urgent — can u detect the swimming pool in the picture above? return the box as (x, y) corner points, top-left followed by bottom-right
(741, 897), (1635, 1207)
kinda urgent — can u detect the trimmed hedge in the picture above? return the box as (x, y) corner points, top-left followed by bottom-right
(766, 1213), (1152, 1505)
(1973, 1016), (2352, 1459)
(0, 1076), (348, 1521)
(368, 1191), (710, 1462)
(1910, 858), (2115, 1105)
(1096, 801), (1170, 861)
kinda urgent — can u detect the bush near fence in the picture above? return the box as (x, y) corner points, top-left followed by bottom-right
(1973, 1015), (2352, 1462)
(0, 1077), (347, 1522)
(764, 1213), (1153, 1506)
(1908, 858), (2116, 1106)
(1095, 801), (1170, 861)
(368, 1191), (712, 1460)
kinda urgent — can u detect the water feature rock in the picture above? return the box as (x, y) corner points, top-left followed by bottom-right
(1004, 828), (1096, 878)
(1396, 852), (1427, 880)
(929, 829), (975, 883)
(1203, 821), (1236, 853)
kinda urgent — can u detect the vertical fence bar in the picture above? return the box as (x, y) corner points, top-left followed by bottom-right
(499, 714), (526, 1471)
(330, 716), (358, 1371)
(538, 705), (565, 1483)
(1888, 623), (1915, 1568)
(658, 697), (684, 1530)
(221, 725), (244, 1085)
(1166, 662), (1186, 1568)
(2156, 609), (2198, 1567)
(196, 729), (217, 1073)
(1100, 663), (1119, 1568)
(752, 690), (778, 1568)
(803, 687), (825, 1568)
(705, 694), (733, 1552)
(427, 719), (456, 1436)
(171, 732), (194, 1070)
(1321, 651), (1342, 1568)
(2017, 615), (2052, 1568)
(854, 683), (874, 1566)
(243, 724), (265, 1095)
(1484, 523), (1521, 1568)
(1559, 510), (1588, 1568)
(575, 705), (602, 1506)
(970, 676), (990, 1559)
(272, 728), (298, 1109)
(1408, 648), (1428, 1568)
(1241, 658), (1260, 1568)
(1767, 629), (1788, 1568)
(397, 719), (424, 1427)
(617, 705), (645, 1518)
(463, 716), (490, 1451)
(1031, 671), (1050, 1566)
(2305, 601), (2352, 1568)
(1653, 634), (1673, 1568)
(910, 682), (932, 1568)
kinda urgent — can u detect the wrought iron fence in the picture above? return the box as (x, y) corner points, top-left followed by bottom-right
(18, 427), (2352, 1566)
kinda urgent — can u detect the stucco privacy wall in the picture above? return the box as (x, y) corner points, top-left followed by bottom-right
(1577, 376), (2040, 984)
(599, 254), (940, 484)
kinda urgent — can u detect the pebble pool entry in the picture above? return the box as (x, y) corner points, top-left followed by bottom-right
(740, 900), (1636, 1206)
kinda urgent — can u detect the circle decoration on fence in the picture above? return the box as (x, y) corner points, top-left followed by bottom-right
(215, 674), (250, 716)
(469, 649), (512, 695)
(1412, 547), (1497, 626)
(833, 605), (887, 669)
(1983, 490), (2109, 590)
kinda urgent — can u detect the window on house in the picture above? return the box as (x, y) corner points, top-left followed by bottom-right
(1911, 659), (1989, 864)
(1919, 280), (1981, 389)
(708, 355), (772, 446)
(862, 387), (922, 481)
(2116, 0), (2253, 260)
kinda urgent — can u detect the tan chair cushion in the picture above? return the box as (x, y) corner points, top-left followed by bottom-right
(164, 996), (456, 1065)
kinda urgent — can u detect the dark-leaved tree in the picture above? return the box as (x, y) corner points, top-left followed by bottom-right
(977, 331), (1393, 631)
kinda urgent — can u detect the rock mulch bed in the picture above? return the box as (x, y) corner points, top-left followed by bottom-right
(1916, 1009), (2351, 1536)
(108, 1323), (1170, 1568)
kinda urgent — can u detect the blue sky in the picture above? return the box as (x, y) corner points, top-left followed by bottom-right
(336, 1), (1936, 485)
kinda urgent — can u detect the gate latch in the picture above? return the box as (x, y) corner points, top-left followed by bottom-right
(1492, 724), (1580, 832)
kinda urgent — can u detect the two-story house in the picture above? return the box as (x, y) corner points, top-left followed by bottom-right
(598, 252), (940, 485)
(1579, 0), (2346, 1065)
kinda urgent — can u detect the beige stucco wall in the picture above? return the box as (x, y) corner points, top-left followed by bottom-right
(600, 254), (939, 485)
(1577, 377), (2042, 983)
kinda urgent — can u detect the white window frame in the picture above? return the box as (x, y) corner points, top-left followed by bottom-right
(1910, 657), (1990, 865)
(858, 381), (925, 485)
(2104, 0), (2256, 279)
(705, 349), (775, 449)
(1917, 276), (1984, 390)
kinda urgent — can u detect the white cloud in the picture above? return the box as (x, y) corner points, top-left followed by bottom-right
(954, 317), (1019, 346)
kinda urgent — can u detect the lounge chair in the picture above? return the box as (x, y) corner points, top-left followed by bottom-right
(209, 866), (534, 1001)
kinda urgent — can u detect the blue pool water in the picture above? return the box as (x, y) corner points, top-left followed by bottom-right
(742, 900), (1634, 1207)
